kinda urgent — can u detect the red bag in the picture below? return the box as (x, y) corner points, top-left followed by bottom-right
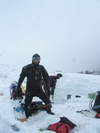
(47, 117), (76, 133)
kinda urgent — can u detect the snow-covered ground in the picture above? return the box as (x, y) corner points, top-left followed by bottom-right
(0, 64), (100, 133)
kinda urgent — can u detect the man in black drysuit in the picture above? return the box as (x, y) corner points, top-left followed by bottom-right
(17, 54), (54, 117)
(49, 73), (63, 100)
(42, 73), (63, 100)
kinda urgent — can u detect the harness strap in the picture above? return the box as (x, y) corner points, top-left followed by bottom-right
(65, 126), (68, 133)
(55, 123), (63, 132)
(55, 123), (69, 133)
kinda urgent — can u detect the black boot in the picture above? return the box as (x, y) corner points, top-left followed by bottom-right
(46, 103), (55, 115)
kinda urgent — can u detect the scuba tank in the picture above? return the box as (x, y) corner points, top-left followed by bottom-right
(10, 81), (25, 100)
(10, 81), (18, 100)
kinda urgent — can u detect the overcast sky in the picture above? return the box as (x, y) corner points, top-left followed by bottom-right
(0, 0), (100, 73)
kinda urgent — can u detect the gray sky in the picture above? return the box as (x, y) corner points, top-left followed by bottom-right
(0, 0), (100, 72)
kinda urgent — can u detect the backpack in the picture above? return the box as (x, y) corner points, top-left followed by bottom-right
(89, 91), (100, 113)
(47, 117), (76, 133)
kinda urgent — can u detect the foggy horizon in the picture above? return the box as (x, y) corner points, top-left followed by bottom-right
(0, 0), (100, 73)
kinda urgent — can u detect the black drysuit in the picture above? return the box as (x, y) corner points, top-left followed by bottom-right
(17, 63), (51, 117)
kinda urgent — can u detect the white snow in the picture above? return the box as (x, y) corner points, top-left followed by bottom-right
(0, 64), (100, 133)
